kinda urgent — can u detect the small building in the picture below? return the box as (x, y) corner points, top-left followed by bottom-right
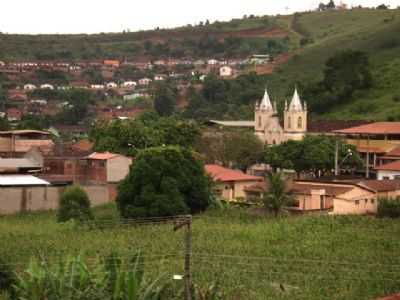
(86, 152), (133, 184)
(6, 108), (23, 121)
(0, 148), (43, 174)
(23, 84), (37, 90)
(219, 66), (234, 77)
(138, 78), (152, 86)
(154, 74), (166, 81)
(90, 84), (105, 90)
(121, 81), (137, 88)
(0, 130), (55, 154)
(40, 84), (55, 90)
(207, 59), (219, 65)
(376, 161), (400, 180)
(205, 164), (263, 201)
(103, 60), (120, 68)
(0, 61), (5, 67)
(106, 82), (118, 89)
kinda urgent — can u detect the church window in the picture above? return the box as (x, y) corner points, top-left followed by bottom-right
(288, 117), (291, 129)
(297, 117), (302, 129)
(258, 116), (262, 127)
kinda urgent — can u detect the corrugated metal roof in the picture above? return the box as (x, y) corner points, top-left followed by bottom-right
(0, 175), (50, 186)
(208, 120), (255, 127)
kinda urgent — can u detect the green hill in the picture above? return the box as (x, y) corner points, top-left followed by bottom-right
(266, 8), (400, 121)
(1, 8), (400, 121)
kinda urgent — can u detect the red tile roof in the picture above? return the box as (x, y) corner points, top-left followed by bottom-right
(205, 164), (263, 182)
(358, 180), (400, 192)
(334, 122), (400, 135)
(357, 146), (386, 154)
(308, 120), (373, 133)
(376, 293), (400, 300)
(375, 161), (400, 171)
(87, 152), (119, 160)
(384, 146), (400, 157)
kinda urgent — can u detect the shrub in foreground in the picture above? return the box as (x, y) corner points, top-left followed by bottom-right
(117, 146), (211, 218)
(57, 186), (93, 222)
(13, 253), (166, 300)
(0, 258), (15, 293)
(377, 197), (400, 218)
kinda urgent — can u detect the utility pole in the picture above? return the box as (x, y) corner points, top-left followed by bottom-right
(174, 215), (193, 300)
(334, 137), (339, 176)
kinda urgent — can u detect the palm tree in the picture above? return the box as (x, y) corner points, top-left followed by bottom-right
(262, 172), (293, 217)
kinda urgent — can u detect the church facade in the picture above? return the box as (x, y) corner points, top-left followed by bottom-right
(254, 88), (307, 145)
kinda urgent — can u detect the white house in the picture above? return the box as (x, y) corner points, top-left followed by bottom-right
(154, 75), (166, 81)
(106, 82), (118, 89)
(121, 81), (137, 88)
(207, 59), (219, 65)
(91, 84), (105, 90)
(24, 84), (37, 90)
(219, 66), (234, 77)
(40, 84), (54, 90)
(30, 99), (47, 105)
(0, 61), (5, 67)
(138, 78), (152, 86)
(376, 161), (400, 180)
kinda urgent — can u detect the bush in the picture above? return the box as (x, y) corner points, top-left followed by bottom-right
(13, 253), (166, 300)
(377, 197), (400, 218)
(57, 186), (93, 222)
(0, 258), (15, 293)
(117, 146), (211, 218)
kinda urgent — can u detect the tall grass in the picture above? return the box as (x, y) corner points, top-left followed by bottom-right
(1, 205), (400, 299)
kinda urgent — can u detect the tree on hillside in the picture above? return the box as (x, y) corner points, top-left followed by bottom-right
(376, 4), (389, 9)
(154, 82), (177, 117)
(58, 186), (93, 222)
(323, 50), (372, 97)
(263, 172), (293, 217)
(56, 89), (94, 125)
(326, 0), (336, 9)
(117, 146), (211, 218)
(305, 50), (373, 112)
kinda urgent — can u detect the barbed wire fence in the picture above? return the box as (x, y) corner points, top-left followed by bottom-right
(2, 214), (400, 299)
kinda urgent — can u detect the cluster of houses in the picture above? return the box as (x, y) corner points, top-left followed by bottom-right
(3, 119), (400, 216)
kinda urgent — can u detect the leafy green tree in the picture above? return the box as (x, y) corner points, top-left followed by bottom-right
(82, 67), (104, 84)
(154, 82), (177, 116)
(264, 135), (361, 177)
(196, 130), (264, 171)
(90, 117), (201, 156)
(263, 172), (293, 217)
(326, 0), (336, 9)
(57, 186), (93, 222)
(117, 146), (211, 218)
(56, 89), (94, 125)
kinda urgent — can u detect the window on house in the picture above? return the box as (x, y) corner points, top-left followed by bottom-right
(355, 200), (360, 206)
(297, 116), (302, 129)
(365, 199), (368, 204)
(383, 176), (390, 180)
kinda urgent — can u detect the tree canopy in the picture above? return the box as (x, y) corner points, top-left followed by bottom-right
(117, 146), (211, 218)
(90, 115), (201, 156)
(154, 82), (177, 117)
(264, 135), (362, 177)
(195, 130), (264, 171)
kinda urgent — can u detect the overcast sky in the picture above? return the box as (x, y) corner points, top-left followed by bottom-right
(1, 0), (399, 34)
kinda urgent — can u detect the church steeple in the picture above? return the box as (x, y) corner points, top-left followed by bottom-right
(288, 87), (304, 112)
(259, 88), (273, 111)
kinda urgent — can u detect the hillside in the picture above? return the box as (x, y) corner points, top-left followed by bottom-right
(1, 8), (400, 121)
(265, 8), (400, 120)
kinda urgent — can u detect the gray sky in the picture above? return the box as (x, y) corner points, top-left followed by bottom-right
(1, 0), (399, 34)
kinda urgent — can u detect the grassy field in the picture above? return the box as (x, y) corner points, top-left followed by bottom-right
(1, 204), (400, 299)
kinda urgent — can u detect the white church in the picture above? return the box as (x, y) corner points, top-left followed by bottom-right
(254, 88), (307, 144)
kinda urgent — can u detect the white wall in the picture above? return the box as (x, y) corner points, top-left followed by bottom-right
(377, 170), (400, 180)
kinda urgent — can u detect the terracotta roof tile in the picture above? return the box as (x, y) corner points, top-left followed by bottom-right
(205, 164), (263, 182)
(334, 122), (400, 135)
(359, 180), (400, 192)
(384, 146), (400, 157)
(87, 152), (119, 160)
(375, 161), (400, 171)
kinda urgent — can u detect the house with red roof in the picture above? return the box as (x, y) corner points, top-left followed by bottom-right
(205, 164), (263, 201)
(376, 161), (400, 180)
